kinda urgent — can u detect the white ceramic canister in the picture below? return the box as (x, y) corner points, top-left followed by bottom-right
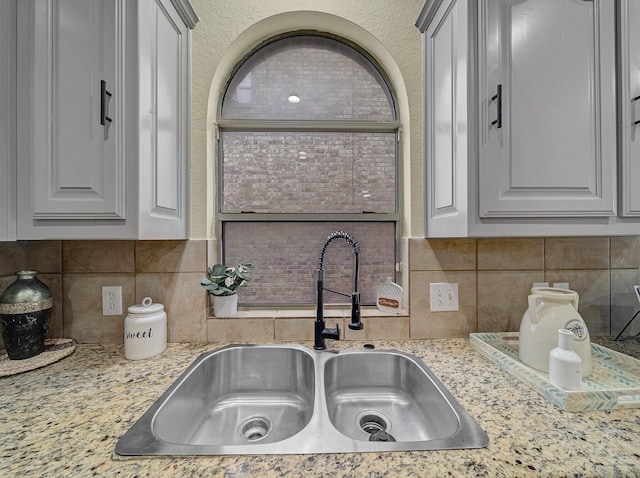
(124, 297), (167, 360)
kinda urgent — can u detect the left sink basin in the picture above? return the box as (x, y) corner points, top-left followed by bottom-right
(116, 345), (315, 455)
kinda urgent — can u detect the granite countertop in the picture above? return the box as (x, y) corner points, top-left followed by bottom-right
(1, 337), (640, 477)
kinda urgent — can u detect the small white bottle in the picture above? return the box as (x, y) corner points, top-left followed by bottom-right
(549, 329), (582, 390)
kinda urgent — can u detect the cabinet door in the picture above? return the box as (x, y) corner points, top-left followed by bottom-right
(136, 0), (189, 238)
(619, 0), (640, 216)
(478, 0), (617, 217)
(0, 0), (16, 241)
(424, 0), (471, 237)
(29, 0), (125, 219)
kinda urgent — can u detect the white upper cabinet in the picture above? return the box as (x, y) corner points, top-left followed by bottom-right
(478, 0), (617, 218)
(0, 0), (16, 241)
(619, 0), (640, 217)
(16, 0), (198, 239)
(418, 0), (640, 237)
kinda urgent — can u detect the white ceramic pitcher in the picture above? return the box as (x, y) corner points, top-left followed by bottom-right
(519, 287), (592, 377)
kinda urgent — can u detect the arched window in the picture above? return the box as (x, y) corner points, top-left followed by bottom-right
(219, 33), (400, 306)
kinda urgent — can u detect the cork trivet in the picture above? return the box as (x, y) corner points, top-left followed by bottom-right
(0, 338), (76, 377)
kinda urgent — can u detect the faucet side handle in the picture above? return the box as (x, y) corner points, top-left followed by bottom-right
(321, 323), (341, 341)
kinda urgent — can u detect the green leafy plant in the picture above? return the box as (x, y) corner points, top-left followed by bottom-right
(200, 261), (255, 296)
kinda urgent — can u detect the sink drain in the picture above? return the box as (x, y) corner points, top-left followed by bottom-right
(355, 410), (397, 442)
(356, 410), (391, 434)
(239, 416), (272, 442)
(359, 414), (388, 434)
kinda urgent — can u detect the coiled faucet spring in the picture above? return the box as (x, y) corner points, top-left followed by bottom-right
(318, 231), (360, 269)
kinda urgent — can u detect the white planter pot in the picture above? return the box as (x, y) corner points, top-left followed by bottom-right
(212, 294), (238, 317)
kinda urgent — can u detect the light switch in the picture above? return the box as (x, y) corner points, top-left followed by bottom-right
(430, 283), (459, 312)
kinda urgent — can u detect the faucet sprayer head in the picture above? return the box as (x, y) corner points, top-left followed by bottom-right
(348, 291), (363, 330)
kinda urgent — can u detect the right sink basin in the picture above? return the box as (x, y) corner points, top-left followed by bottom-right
(324, 351), (460, 443)
(323, 350), (489, 450)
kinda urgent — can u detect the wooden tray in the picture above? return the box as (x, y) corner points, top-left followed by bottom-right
(470, 332), (640, 411)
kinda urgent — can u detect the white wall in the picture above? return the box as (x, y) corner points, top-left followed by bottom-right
(189, 0), (424, 239)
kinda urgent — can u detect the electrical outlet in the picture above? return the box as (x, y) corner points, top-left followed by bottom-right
(102, 286), (123, 316)
(430, 283), (459, 312)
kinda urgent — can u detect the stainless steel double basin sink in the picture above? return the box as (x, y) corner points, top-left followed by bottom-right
(115, 344), (488, 455)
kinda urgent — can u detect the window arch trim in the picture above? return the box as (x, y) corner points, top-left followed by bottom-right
(218, 30), (399, 123)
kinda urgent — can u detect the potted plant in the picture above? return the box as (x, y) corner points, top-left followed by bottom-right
(200, 261), (254, 317)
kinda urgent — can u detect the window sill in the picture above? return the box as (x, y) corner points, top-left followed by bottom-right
(207, 306), (408, 320)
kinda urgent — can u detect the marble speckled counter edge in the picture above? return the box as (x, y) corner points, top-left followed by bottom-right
(1, 338), (639, 478)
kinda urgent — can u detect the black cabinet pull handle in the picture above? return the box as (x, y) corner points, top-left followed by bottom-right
(491, 84), (502, 129)
(633, 94), (640, 126)
(101, 80), (112, 126)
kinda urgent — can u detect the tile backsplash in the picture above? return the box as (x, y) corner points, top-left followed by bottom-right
(1, 236), (639, 346)
(0, 240), (207, 346)
(410, 237), (640, 340)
